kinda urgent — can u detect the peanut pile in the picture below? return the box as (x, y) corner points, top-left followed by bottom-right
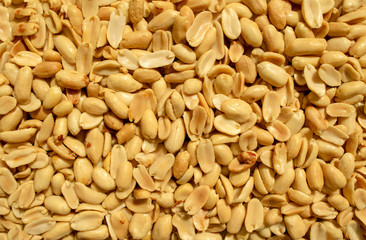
(0, 0), (366, 239)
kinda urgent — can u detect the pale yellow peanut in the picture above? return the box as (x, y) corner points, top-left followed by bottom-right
(14, 66), (33, 105)
(240, 18), (262, 48)
(257, 61), (289, 87)
(285, 38), (327, 56)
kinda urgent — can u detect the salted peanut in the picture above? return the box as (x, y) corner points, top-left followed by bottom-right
(240, 18), (262, 48)
(301, 0), (323, 28)
(75, 43), (93, 75)
(23, 216), (56, 235)
(106, 73), (143, 93)
(104, 92), (128, 120)
(291, 56), (319, 70)
(78, 112), (103, 130)
(292, 168), (311, 195)
(317, 64), (341, 87)
(306, 160), (324, 191)
(225, 3), (252, 19)
(186, 11), (212, 47)
(171, 44), (196, 64)
(328, 193), (350, 211)
(228, 151), (257, 173)
(317, 138), (344, 161)
(151, 214), (172, 240)
(52, 99), (73, 117)
(107, 210), (129, 240)
(216, 199), (231, 224)
(12, 51), (42, 67)
(32, 80), (50, 103)
(92, 60), (120, 76)
(75, 225), (109, 239)
(70, 210), (104, 232)
(284, 214), (307, 239)
(322, 164), (347, 189)
(3, 146), (35, 168)
(116, 49), (139, 71)
(261, 194), (287, 208)
(164, 118), (185, 153)
(319, 51), (348, 68)
(193, 49), (215, 78)
(82, 97), (108, 116)
(193, 139), (216, 174)
(85, 128), (104, 165)
(267, 0), (286, 29)
(322, 221), (343, 240)
(44, 195), (71, 215)
(140, 109), (158, 140)
(67, 5), (83, 35)
(13, 66), (32, 105)
(148, 9), (179, 32)
(125, 195), (154, 212)
(262, 91), (281, 123)
(152, 30), (172, 52)
(303, 64), (326, 97)
(305, 106), (328, 134)
(312, 201), (338, 219)
(51, 172), (65, 195)
(265, 30), (285, 57)
(42, 222), (72, 240)
(55, 70), (89, 90)
(309, 222), (327, 240)
(327, 37), (352, 54)
(197, 163), (220, 188)
(338, 64), (360, 83)
(182, 78), (201, 95)
(271, 142), (287, 175)
(213, 144), (233, 166)
(0, 96), (16, 115)
(53, 35), (77, 64)
(12, 22), (39, 36)
(228, 41), (244, 64)
(319, 125), (349, 146)
(131, 69), (160, 84)
(221, 8), (240, 40)
(33, 164), (54, 193)
(253, 167), (268, 194)
(234, 56), (256, 85)
(220, 98), (252, 124)
(346, 220), (364, 240)
(122, 30), (153, 49)
(285, 38), (326, 56)
(257, 61), (289, 87)
(242, 0), (267, 14)
(42, 87), (62, 110)
(149, 153), (174, 180)
(171, 14), (190, 44)
(172, 212), (195, 238)
(74, 182), (106, 205)
(245, 198), (263, 233)
(266, 120), (291, 142)
(91, 167), (115, 191)
(214, 114), (242, 136)
(349, 36), (366, 58)
(106, 10), (126, 49)
(182, 185), (209, 214)
(133, 165), (155, 192)
(238, 130), (257, 153)
(128, 213), (152, 239)
(0, 167), (17, 194)
(336, 80), (366, 100)
(287, 188), (312, 206)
